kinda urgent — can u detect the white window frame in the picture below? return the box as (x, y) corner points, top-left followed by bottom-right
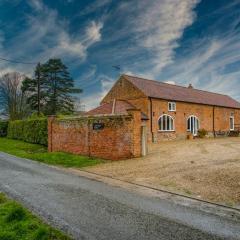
(230, 116), (234, 131)
(187, 115), (200, 136)
(168, 102), (176, 112)
(158, 114), (175, 132)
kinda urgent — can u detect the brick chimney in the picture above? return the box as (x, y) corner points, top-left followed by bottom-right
(188, 83), (193, 89)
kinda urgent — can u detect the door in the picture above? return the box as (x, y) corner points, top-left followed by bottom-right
(187, 116), (199, 136)
(230, 116), (234, 131)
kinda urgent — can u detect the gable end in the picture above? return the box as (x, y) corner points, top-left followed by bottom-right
(101, 76), (147, 104)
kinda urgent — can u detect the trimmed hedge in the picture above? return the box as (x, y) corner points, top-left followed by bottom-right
(0, 121), (8, 137)
(7, 118), (48, 146)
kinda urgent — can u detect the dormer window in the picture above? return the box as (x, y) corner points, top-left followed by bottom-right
(168, 102), (176, 112)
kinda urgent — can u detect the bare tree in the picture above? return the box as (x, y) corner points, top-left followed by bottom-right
(0, 72), (30, 120)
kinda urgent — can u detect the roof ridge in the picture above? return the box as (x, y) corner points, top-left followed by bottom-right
(123, 74), (230, 98)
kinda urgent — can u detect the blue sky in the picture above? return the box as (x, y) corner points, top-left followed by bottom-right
(0, 0), (240, 110)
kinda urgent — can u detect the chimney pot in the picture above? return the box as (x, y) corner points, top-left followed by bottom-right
(188, 83), (193, 89)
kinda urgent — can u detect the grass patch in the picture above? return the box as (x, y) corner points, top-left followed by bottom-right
(183, 189), (193, 196)
(0, 192), (71, 240)
(0, 137), (104, 168)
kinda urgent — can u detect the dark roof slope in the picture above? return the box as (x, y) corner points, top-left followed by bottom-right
(87, 100), (148, 120)
(123, 75), (240, 109)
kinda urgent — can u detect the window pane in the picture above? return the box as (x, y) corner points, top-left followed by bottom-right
(159, 117), (161, 130)
(167, 116), (170, 130)
(159, 115), (174, 131)
(172, 103), (175, 111)
(168, 102), (176, 111)
(170, 118), (173, 130)
(230, 117), (234, 130)
(191, 117), (194, 131)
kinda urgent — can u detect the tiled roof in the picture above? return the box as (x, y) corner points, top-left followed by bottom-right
(123, 75), (240, 109)
(87, 100), (149, 120)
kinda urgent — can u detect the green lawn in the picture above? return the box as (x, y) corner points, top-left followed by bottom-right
(0, 193), (71, 240)
(0, 137), (104, 168)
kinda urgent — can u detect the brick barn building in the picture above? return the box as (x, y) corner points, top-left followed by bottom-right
(87, 74), (240, 143)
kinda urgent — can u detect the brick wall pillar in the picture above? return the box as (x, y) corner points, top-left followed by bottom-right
(48, 115), (56, 152)
(127, 109), (142, 157)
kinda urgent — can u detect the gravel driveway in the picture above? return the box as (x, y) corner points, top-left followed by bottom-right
(86, 137), (240, 207)
(0, 152), (239, 239)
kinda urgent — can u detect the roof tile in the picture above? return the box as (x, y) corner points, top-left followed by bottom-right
(87, 100), (148, 119)
(124, 75), (240, 109)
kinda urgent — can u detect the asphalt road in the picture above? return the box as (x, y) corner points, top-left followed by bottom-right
(0, 152), (239, 240)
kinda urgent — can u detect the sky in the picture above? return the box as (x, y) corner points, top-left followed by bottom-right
(0, 0), (240, 110)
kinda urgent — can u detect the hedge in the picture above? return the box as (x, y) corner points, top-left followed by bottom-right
(7, 118), (48, 146)
(0, 121), (8, 137)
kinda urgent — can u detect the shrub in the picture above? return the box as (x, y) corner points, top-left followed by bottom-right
(198, 128), (208, 138)
(7, 118), (48, 146)
(0, 121), (8, 137)
(29, 112), (45, 119)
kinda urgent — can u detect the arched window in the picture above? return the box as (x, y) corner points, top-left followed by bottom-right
(187, 115), (199, 136)
(158, 114), (174, 131)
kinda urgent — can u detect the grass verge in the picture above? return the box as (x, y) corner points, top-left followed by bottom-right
(0, 137), (104, 168)
(0, 192), (71, 240)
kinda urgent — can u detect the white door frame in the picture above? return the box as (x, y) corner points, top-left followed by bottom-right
(141, 124), (147, 156)
(187, 115), (199, 136)
(230, 116), (234, 131)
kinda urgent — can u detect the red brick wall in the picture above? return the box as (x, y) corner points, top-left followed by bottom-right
(150, 99), (240, 141)
(101, 76), (147, 104)
(48, 110), (142, 160)
(214, 106), (240, 131)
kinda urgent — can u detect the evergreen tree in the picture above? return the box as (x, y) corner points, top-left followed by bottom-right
(43, 59), (82, 115)
(21, 63), (46, 115)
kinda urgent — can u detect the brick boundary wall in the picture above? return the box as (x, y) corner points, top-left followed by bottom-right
(48, 109), (142, 160)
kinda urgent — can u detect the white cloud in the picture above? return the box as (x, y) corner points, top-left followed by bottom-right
(55, 21), (103, 62)
(76, 66), (98, 89)
(162, 33), (240, 100)
(111, 0), (200, 78)
(28, 0), (44, 11)
(78, 0), (111, 16)
(164, 81), (175, 85)
(85, 21), (103, 43)
(0, 1), (104, 76)
(82, 74), (115, 110)
(58, 32), (86, 59)
(141, 0), (200, 76)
